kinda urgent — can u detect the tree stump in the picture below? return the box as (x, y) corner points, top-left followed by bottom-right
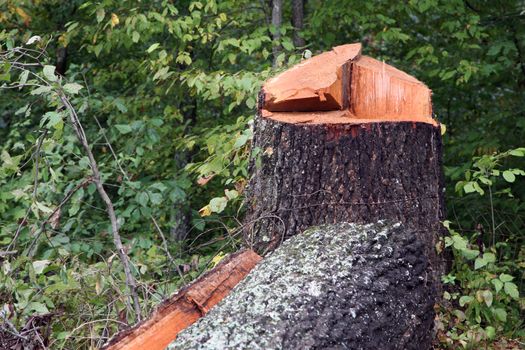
(168, 222), (436, 350)
(244, 43), (445, 283)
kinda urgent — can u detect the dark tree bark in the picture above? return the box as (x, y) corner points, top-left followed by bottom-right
(271, 0), (283, 67)
(292, 0), (305, 48)
(244, 115), (445, 281)
(55, 46), (68, 76)
(169, 222), (437, 350)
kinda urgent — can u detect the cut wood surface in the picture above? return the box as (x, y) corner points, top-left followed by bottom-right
(350, 56), (432, 120)
(261, 42), (433, 124)
(263, 43), (361, 111)
(102, 249), (261, 350)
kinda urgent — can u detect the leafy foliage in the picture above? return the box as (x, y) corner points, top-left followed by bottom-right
(0, 0), (524, 348)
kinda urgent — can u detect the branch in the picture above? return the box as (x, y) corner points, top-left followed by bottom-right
(58, 93), (142, 321)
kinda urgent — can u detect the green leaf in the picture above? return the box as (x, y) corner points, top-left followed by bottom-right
(19, 70), (29, 86)
(44, 112), (62, 128)
(32, 260), (51, 274)
(481, 290), (493, 307)
(459, 295), (473, 307)
(440, 123), (447, 135)
(63, 83), (83, 94)
(499, 273), (513, 282)
(233, 134), (249, 149)
(492, 308), (507, 322)
(35, 201), (54, 214)
(31, 85), (52, 95)
(209, 197), (227, 213)
(461, 248), (479, 260)
(26, 302), (49, 314)
(146, 43), (160, 53)
(474, 257), (486, 269)
(504, 282), (519, 299)
(483, 252), (496, 263)
(451, 234), (468, 250)
(474, 252), (495, 269)
(502, 170), (515, 183)
(225, 189), (238, 200)
(96, 8), (105, 23)
(43, 65), (57, 81)
(492, 278), (503, 293)
(132, 31), (140, 43)
(463, 182), (476, 193)
(115, 124), (132, 134)
(136, 192), (149, 206)
(246, 97), (256, 109)
(485, 326), (496, 340)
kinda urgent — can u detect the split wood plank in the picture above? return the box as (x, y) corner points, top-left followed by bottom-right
(102, 249), (262, 350)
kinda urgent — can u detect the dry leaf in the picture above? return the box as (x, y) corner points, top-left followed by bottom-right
(111, 13), (119, 27)
(197, 174), (215, 186)
(49, 207), (61, 229)
(199, 205), (211, 217)
(211, 251), (226, 267)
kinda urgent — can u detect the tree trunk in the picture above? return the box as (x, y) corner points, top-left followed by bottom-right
(168, 222), (437, 350)
(244, 43), (445, 289)
(292, 0), (305, 48)
(271, 0), (283, 67)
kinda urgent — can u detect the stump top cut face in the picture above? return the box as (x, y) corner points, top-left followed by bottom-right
(261, 43), (437, 126)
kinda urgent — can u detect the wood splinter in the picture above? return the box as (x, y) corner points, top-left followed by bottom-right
(102, 249), (262, 350)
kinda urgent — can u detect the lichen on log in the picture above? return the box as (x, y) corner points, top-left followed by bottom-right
(168, 222), (437, 350)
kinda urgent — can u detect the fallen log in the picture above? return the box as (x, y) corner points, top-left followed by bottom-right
(168, 222), (437, 350)
(102, 249), (261, 350)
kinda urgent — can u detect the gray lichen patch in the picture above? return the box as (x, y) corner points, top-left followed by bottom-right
(167, 221), (436, 350)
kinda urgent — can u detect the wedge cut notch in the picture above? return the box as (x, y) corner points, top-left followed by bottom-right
(262, 43), (362, 112)
(102, 249), (262, 350)
(261, 42), (434, 125)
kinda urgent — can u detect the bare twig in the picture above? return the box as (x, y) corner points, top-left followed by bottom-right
(58, 93), (142, 321)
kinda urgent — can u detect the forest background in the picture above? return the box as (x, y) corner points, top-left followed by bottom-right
(0, 0), (524, 348)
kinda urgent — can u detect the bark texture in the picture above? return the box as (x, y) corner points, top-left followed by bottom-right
(168, 222), (436, 350)
(271, 0), (282, 67)
(292, 0), (305, 47)
(244, 113), (445, 280)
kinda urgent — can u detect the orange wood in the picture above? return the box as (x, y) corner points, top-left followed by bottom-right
(261, 109), (437, 126)
(350, 56), (432, 120)
(261, 43), (435, 125)
(103, 249), (262, 350)
(263, 44), (362, 111)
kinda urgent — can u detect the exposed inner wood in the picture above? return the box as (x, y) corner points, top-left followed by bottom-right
(261, 109), (438, 126)
(350, 56), (432, 120)
(263, 43), (362, 111)
(102, 249), (262, 350)
(261, 43), (435, 125)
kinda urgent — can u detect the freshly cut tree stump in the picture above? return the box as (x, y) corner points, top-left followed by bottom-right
(102, 249), (261, 350)
(168, 222), (436, 350)
(244, 44), (445, 285)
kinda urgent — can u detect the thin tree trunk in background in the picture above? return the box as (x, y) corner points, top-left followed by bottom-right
(170, 150), (190, 241)
(292, 0), (305, 48)
(271, 0), (282, 67)
(170, 98), (198, 241)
